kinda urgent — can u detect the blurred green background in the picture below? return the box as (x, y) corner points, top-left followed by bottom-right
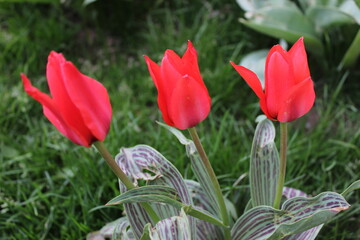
(0, 0), (359, 239)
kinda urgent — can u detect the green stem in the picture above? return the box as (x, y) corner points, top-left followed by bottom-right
(93, 141), (161, 224)
(188, 127), (231, 240)
(273, 122), (288, 209)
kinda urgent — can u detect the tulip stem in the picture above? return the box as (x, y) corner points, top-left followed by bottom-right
(188, 127), (230, 240)
(93, 141), (161, 224)
(273, 122), (288, 209)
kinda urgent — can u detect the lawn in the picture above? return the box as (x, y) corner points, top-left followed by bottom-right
(0, 1), (359, 239)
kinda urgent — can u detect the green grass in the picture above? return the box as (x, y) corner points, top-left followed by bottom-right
(1, 1), (359, 239)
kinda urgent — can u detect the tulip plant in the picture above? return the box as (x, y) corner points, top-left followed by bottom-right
(22, 38), (359, 240)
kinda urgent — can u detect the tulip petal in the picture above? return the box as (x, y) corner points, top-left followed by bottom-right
(62, 62), (112, 141)
(144, 55), (173, 126)
(230, 61), (264, 99)
(259, 97), (276, 121)
(46, 52), (93, 144)
(161, 50), (183, 99)
(168, 75), (211, 130)
(265, 45), (294, 119)
(277, 77), (315, 122)
(288, 37), (310, 84)
(21, 74), (91, 146)
(182, 41), (203, 86)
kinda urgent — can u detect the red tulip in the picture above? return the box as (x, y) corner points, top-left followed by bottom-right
(231, 37), (315, 122)
(144, 41), (211, 130)
(21, 51), (112, 147)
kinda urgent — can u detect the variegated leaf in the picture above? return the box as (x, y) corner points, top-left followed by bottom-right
(86, 217), (135, 240)
(250, 117), (279, 207)
(231, 192), (350, 240)
(115, 145), (195, 239)
(140, 209), (191, 240)
(185, 180), (224, 240)
(157, 122), (220, 217)
(282, 187), (323, 240)
(106, 185), (180, 206)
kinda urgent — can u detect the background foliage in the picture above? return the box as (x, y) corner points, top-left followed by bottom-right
(0, 0), (359, 239)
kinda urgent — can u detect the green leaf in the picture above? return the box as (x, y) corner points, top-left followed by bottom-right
(342, 179), (360, 197)
(240, 6), (323, 54)
(356, 0), (360, 8)
(306, 6), (357, 31)
(250, 117), (279, 207)
(115, 145), (196, 239)
(340, 29), (360, 68)
(139, 224), (152, 240)
(231, 192), (350, 240)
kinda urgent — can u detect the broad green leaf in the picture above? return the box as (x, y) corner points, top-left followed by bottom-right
(249, 118), (279, 207)
(236, 0), (292, 12)
(231, 192), (349, 240)
(157, 122), (221, 218)
(139, 224), (152, 240)
(115, 145), (195, 239)
(306, 6), (357, 31)
(240, 6), (323, 54)
(342, 179), (360, 196)
(340, 29), (360, 68)
(356, 0), (360, 8)
(339, 0), (360, 24)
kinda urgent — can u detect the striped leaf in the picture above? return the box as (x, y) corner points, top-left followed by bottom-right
(282, 187), (323, 240)
(157, 122), (220, 218)
(231, 191), (350, 240)
(115, 145), (195, 239)
(185, 180), (224, 240)
(140, 209), (191, 240)
(106, 185), (180, 206)
(86, 216), (135, 240)
(250, 117), (279, 207)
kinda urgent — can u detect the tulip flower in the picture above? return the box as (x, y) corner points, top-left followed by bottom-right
(144, 41), (211, 130)
(231, 37), (315, 122)
(21, 51), (112, 147)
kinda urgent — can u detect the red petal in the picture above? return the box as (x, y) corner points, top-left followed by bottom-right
(46, 52), (94, 145)
(277, 77), (315, 122)
(288, 37), (310, 85)
(168, 75), (211, 129)
(259, 97), (276, 121)
(182, 41), (204, 86)
(160, 50), (183, 99)
(63, 62), (112, 142)
(21, 73), (91, 146)
(230, 61), (264, 99)
(144, 55), (173, 126)
(265, 45), (294, 119)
